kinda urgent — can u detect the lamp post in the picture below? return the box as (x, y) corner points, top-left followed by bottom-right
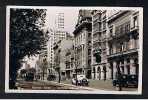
(116, 52), (123, 91)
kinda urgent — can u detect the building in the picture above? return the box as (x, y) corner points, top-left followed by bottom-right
(73, 10), (92, 79)
(47, 12), (66, 70)
(91, 10), (139, 80)
(91, 10), (109, 80)
(65, 40), (75, 79)
(55, 13), (65, 30)
(53, 36), (74, 80)
(107, 10), (139, 79)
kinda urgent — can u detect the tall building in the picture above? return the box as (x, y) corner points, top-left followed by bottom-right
(73, 10), (92, 79)
(91, 10), (139, 80)
(46, 12), (66, 72)
(55, 13), (64, 30)
(47, 29), (67, 73)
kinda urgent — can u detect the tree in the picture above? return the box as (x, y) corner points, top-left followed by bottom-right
(9, 8), (48, 89)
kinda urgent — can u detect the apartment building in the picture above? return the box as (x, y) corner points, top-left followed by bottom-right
(91, 10), (139, 80)
(73, 10), (92, 79)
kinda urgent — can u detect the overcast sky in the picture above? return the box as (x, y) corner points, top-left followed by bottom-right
(45, 8), (79, 34)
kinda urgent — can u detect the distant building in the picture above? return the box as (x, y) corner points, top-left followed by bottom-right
(47, 29), (69, 74)
(53, 36), (74, 80)
(55, 13), (65, 30)
(65, 39), (75, 79)
(73, 10), (92, 79)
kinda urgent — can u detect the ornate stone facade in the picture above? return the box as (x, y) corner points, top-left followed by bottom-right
(91, 10), (139, 80)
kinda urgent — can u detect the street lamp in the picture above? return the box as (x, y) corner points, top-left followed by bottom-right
(116, 52), (124, 91)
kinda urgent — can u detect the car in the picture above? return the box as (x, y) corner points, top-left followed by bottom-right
(112, 74), (138, 88)
(71, 75), (89, 86)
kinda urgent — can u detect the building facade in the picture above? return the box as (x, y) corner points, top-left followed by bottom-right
(65, 41), (75, 79)
(91, 10), (139, 80)
(56, 13), (65, 29)
(53, 36), (74, 80)
(91, 10), (109, 80)
(107, 10), (139, 79)
(73, 10), (92, 79)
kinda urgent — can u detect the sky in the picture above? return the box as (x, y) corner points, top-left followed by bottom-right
(45, 8), (79, 34)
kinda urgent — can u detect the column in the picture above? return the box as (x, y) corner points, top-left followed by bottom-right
(113, 61), (117, 79)
(106, 63), (111, 79)
(94, 67), (97, 80)
(130, 58), (136, 74)
(101, 66), (104, 80)
(124, 60), (128, 74)
(91, 68), (94, 79)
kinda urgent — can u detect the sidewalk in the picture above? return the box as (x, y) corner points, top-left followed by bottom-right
(60, 79), (138, 91)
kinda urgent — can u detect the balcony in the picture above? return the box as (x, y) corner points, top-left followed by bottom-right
(74, 17), (92, 35)
(107, 22), (131, 40)
(93, 28), (102, 33)
(107, 11), (128, 23)
(107, 48), (138, 59)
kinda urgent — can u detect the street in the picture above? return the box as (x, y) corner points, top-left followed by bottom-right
(16, 79), (138, 91)
(16, 80), (95, 90)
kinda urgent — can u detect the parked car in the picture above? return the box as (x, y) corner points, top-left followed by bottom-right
(71, 75), (89, 86)
(112, 74), (138, 88)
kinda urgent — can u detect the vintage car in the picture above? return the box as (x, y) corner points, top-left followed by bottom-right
(71, 75), (89, 86)
(112, 74), (138, 88)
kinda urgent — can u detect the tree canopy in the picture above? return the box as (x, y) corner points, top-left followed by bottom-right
(10, 8), (48, 59)
(9, 8), (49, 88)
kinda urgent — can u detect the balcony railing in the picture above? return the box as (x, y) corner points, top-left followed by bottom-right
(107, 48), (138, 58)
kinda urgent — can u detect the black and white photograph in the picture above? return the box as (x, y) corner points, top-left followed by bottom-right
(5, 6), (143, 94)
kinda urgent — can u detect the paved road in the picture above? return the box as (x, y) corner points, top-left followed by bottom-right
(16, 80), (96, 90)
